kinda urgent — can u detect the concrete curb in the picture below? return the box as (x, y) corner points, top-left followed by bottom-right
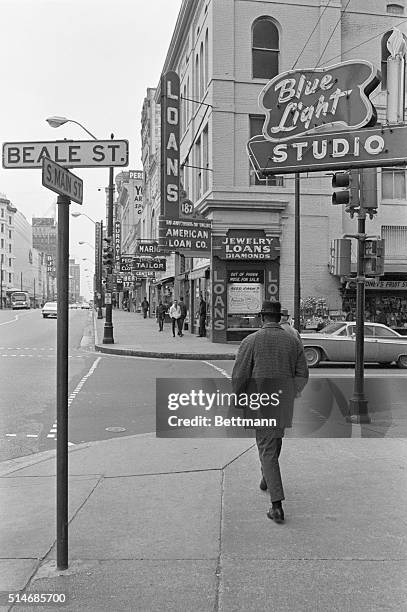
(94, 344), (236, 360)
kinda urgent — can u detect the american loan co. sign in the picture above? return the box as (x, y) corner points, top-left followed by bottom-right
(247, 60), (407, 175)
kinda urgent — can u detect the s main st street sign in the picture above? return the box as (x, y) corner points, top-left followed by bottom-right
(3, 139), (129, 168)
(247, 59), (407, 175)
(42, 157), (83, 204)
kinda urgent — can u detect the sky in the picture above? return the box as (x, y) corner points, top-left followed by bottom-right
(0, 0), (182, 297)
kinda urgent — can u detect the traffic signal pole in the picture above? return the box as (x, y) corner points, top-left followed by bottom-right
(348, 208), (370, 424)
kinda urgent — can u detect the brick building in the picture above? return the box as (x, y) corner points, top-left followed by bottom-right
(143, 0), (407, 341)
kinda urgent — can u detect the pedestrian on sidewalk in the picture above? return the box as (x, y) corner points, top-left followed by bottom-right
(198, 295), (207, 337)
(141, 297), (149, 319)
(231, 301), (309, 524)
(156, 301), (167, 332)
(179, 297), (187, 336)
(280, 309), (302, 342)
(169, 299), (182, 337)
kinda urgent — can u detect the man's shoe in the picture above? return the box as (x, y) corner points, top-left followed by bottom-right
(267, 507), (284, 523)
(259, 477), (267, 491)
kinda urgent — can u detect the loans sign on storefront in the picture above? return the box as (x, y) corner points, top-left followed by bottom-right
(246, 59), (407, 175)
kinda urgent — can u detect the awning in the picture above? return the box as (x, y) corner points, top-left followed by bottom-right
(152, 276), (175, 286)
(188, 266), (209, 280)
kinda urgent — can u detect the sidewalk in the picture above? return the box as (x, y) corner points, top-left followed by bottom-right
(94, 309), (238, 359)
(1, 435), (406, 610)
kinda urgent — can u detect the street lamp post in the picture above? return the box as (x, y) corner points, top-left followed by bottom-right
(48, 116), (114, 340)
(71, 212), (103, 319)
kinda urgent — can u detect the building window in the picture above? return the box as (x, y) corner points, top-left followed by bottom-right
(387, 4), (404, 14)
(8, 230), (11, 239)
(381, 168), (406, 200)
(381, 225), (407, 258)
(1, 239), (3, 249)
(8, 216), (11, 225)
(252, 17), (279, 79)
(8, 272), (12, 283)
(249, 116), (284, 186)
(195, 137), (202, 200)
(204, 29), (209, 86)
(195, 53), (199, 101)
(1, 223), (3, 233)
(8, 244), (11, 253)
(200, 42), (204, 97)
(0, 209), (4, 218)
(202, 125), (209, 194)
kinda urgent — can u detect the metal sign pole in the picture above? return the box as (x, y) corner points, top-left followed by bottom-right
(56, 194), (70, 570)
(294, 172), (301, 331)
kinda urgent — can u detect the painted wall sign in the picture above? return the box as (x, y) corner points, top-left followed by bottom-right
(158, 216), (212, 255)
(228, 270), (264, 283)
(160, 71), (180, 219)
(260, 60), (379, 142)
(248, 124), (407, 175)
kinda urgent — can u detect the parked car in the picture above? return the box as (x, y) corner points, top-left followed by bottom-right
(301, 321), (407, 368)
(42, 302), (57, 318)
(81, 302), (91, 309)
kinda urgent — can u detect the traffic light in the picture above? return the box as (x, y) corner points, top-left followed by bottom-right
(364, 238), (385, 276)
(360, 168), (378, 217)
(329, 239), (351, 276)
(102, 237), (114, 267)
(332, 170), (360, 217)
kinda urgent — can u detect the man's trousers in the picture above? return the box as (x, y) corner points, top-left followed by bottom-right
(255, 428), (285, 502)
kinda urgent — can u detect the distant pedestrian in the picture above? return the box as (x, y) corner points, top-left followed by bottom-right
(280, 309), (302, 341)
(178, 297), (187, 336)
(232, 301), (309, 524)
(198, 296), (207, 337)
(169, 299), (182, 337)
(141, 297), (149, 319)
(156, 301), (167, 332)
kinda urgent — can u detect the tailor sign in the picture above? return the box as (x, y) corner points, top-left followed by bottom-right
(42, 157), (83, 204)
(248, 124), (407, 175)
(3, 139), (129, 168)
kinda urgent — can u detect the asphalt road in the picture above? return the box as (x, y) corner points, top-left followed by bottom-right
(1, 309), (406, 462)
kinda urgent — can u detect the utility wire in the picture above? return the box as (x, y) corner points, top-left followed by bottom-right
(315, 0), (352, 67)
(291, 0), (333, 69)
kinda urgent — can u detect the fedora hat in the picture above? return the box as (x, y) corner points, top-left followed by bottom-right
(260, 300), (282, 315)
(281, 309), (289, 317)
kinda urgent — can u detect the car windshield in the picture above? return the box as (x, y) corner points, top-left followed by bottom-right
(317, 322), (345, 334)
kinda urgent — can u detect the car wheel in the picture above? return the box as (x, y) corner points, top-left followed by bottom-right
(304, 346), (321, 367)
(43, 314), (47, 318)
(397, 355), (407, 369)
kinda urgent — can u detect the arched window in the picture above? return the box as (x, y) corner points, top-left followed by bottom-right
(381, 31), (392, 89)
(195, 54), (199, 100)
(387, 4), (404, 15)
(204, 29), (209, 86)
(252, 17), (279, 79)
(200, 42), (204, 96)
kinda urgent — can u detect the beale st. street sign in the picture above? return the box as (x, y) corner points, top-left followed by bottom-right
(247, 59), (407, 175)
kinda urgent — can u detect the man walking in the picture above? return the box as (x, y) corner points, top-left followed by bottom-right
(169, 299), (182, 337)
(156, 301), (167, 332)
(280, 309), (302, 341)
(198, 295), (207, 337)
(141, 297), (149, 319)
(232, 301), (308, 524)
(178, 297), (187, 336)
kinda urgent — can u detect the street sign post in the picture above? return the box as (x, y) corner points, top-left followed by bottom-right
(3, 139), (129, 168)
(42, 157), (83, 204)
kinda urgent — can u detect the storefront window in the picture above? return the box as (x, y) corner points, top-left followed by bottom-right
(227, 270), (263, 329)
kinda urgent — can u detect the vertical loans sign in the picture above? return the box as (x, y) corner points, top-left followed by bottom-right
(160, 71), (180, 219)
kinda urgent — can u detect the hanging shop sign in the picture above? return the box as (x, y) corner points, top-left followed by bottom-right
(136, 241), (159, 255)
(114, 221), (121, 262)
(248, 124), (407, 176)
(365, 279), (407, 290)
(132, 257), (166, 271)
(213, 231), (279, 260)
(160, 71), (180, 220)
(158, 216), (212, 256)
(259, 60), (379, 143)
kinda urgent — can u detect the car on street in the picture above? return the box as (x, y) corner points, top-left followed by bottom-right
(81, 302), (91, 309)
(301, 321), (407, 369)
(42, 301), (57, 318)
